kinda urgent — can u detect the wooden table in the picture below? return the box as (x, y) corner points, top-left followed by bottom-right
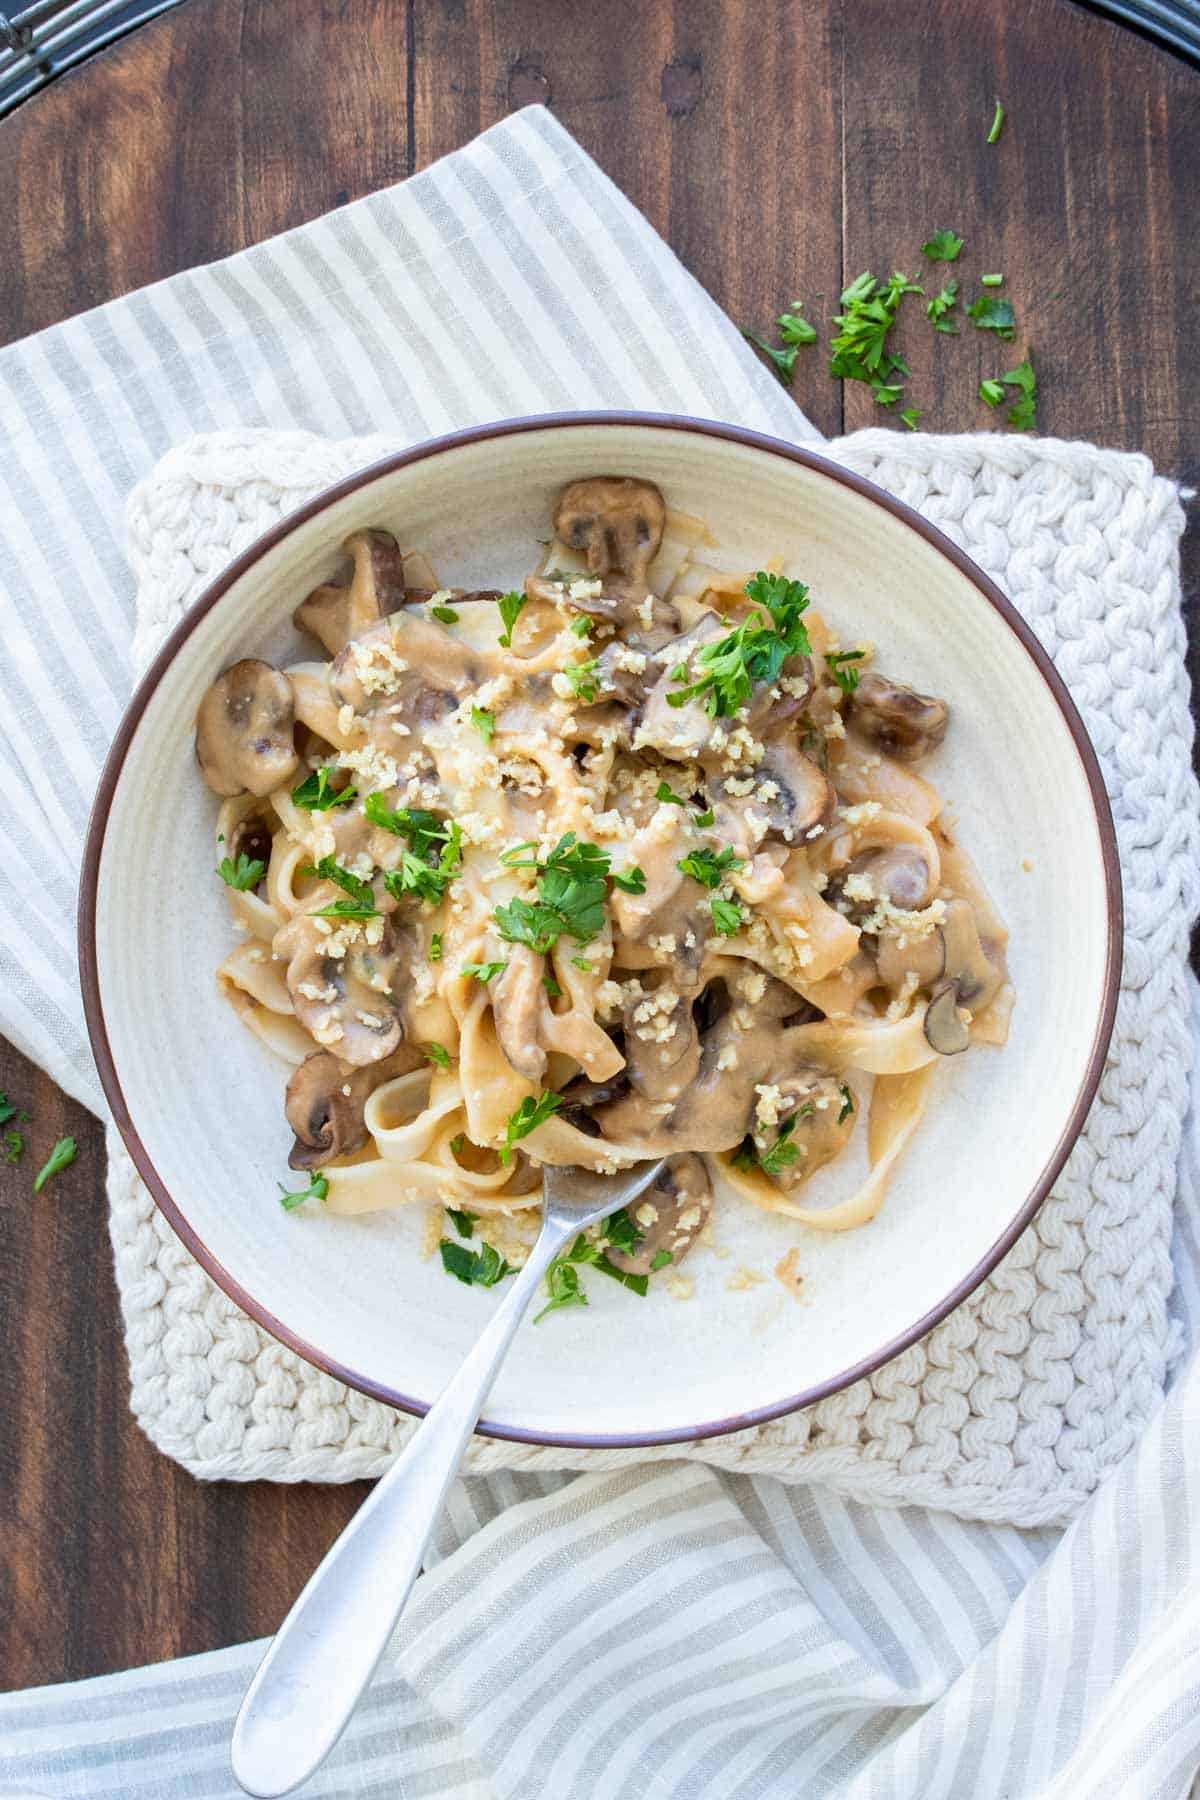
(1, 0), (1197, 1689)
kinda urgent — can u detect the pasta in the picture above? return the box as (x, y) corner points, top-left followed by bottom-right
(196, 477), (1013, 1290)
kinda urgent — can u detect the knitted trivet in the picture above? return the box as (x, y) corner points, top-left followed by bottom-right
(109, 427), (1197, 1527)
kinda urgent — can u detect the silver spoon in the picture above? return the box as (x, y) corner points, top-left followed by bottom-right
(231, 1155), (666, 1798)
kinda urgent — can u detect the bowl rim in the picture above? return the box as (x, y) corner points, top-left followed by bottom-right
(79, 410), (1124, 1449)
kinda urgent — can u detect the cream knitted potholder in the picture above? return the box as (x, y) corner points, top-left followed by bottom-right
(109, 426), (1197, 1528)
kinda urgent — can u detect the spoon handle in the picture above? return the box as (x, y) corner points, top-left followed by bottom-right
(230, 1225), (566, 1798)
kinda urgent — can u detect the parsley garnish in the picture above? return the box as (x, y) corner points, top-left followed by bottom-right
(899, 407), (921, 431)
(562, 658), (599, 703)
(278, 1171), (329, 1212)
(656, 782), (687, 807)
(303, 855), (377, 919)
(829, 270), (922, 406)
(921, 229), (964, 263)
(217, 852), (266, 891)
(838, 1084), (855, 1124)
(0, 1093), (20, 1128)
(533, 1216), (652, 1323)
(430, 932), (443, 962)
(2, 1131), (22, 1164)
(759, 1114), (803, 1175)
(543, 974), (562, 997)
(926, 278), (960, 333)
(979, 379), (1006, 407)
(446, 1205), (478, 1238)
(32, 1136), (75, 1193)
(987, 98), (1005, 144)
(430, 604), (459, 624)
(710, 896), (744, 936)
(694, 808), (715, 827)
(500, 1091), (562, 1164)
(534, 1255), (589, 1321)
(382, 824), (463, 905)
(572, 957), (594, 972)
(424, 1043), (451, 1070)
(570, 615), (593, 638)
(677, 846), (744, 889)
(497, 590), (527, 647)
(470, 706), (495, 744)
(967, 294), (1016, 339)
(603, 1208), (643, 1256)
(439, 1239), (511, 1287)
(650, 1249), (673, 1272)
(291, 766), (356, 811)
(778, 308), (818, 347)
(362, 796), (449, 858)
(669, 572), (811, 718)
(495, 834), (639, 950)
(462, 960), (507, 983)
(825, 649), (866, 695)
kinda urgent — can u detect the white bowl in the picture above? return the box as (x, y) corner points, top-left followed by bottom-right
(80, 415), (1121, 1447)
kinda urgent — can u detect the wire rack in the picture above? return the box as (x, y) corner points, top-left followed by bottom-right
(0, 0), (184, 116)
(0, 0), (1198, 120)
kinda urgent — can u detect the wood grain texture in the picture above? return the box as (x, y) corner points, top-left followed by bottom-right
(0, 0), (1196, 1686)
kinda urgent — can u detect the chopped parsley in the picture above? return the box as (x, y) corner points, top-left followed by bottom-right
(981, 273), (1004, 287)
(381, 822), (464, 905)
(987, 98), (1005, 144)
(278, 1171), (329, 1212)
(694, 808), (715, 828)
(656, 783), (713, 826)
(571, 957), (594, 973)
(677, 845), (744, 889)
(741, 304), (818, 385)
(446, 1205), (478, 1238)
(449, 1135), (467, 1155)
(497, 590), (527, 648)
(424, 1043), (452, 1070)
(926, 278), (960, 333)
(669, 572), (811, 718)
(362, 796), (449, 858)
(30, 1135), (73, 1189)
(543, 974), (562, 998)
(429, 932), (443, 962)
(470, 706), (495, 744)
(217, 852), (266, 891)
(570, 615), (593, 638)
(838, 1084), (855, 1124)
(561, 658), (599, 703)
(650, 1250), (674, 1272)
(778, 307), (818, 347)
(462, 960), (507, 983)
(439, 1238), (511, 1287)
(829, 270), (922, 406)
(759, 1114), (802, 1175)
(495, 834), (640, 952)
(304, 856), (378, 919)
(980, 358), (1038, 431)
(710, 895), (745, 937)
(966, 294), (1016, 339)
(534, 1213), (652, 1322)
(291, 766), (356, 811)
(920, 229), (964, 263)
(500, 1091), (562, 1164)
(430, 604), (459, 624)
(899, 407), (921, 431)
(825, 649), (866, 695)
(2, 1131), (22, 1164)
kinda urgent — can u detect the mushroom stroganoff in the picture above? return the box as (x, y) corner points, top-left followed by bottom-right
(197, 476), (1014, 1303)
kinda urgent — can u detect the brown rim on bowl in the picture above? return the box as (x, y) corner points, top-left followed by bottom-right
(79, 412), (1123, 1448)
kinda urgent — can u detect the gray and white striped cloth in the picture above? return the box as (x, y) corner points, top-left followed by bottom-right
(2, 105), (1199, 1798)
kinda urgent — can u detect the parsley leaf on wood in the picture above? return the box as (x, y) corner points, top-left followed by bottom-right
(980, 357), (1038, 431)
(742, 330), (801, 386)
(988, 98), (1005, 143)
(926, 277), (960, 333)
(291, 766), (356, 811)
(920, 229), (964, 263)
(899, 408), (921, 431)
(829, 271), (922, 406)
(967, 294), (1016, 338)
(278, 1171), (329, 1211)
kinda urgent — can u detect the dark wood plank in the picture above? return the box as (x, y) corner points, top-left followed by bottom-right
(0, 0), (1196, 1690)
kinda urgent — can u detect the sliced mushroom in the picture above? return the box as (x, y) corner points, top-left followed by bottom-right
(294, 530), (406, 655)
(849, 673), (949, 762)
(559, 1059), (632, 1132)
(593, 640), (653, 707)
(834, 844), (934, 926)
(710, 739), (834, 841)
(286, 1044), (423, 1169)
(751, 1070), (857, 1189)
(196, 659), (299, 797)
(922, 984), (970, 1055)
(939, 897), (1003, 1009)
(874, 926), (945, 990)
(622, 976), (702, 1104)
(492, 946), (548, 1083)
(274, 891), (406, 1066)
(330, 613), (478, 730)
(606, 1154), (712, 1275)
(554, 477), (666, 584)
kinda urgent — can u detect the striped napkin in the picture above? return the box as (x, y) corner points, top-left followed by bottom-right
(2, 105), (1199, 1799)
